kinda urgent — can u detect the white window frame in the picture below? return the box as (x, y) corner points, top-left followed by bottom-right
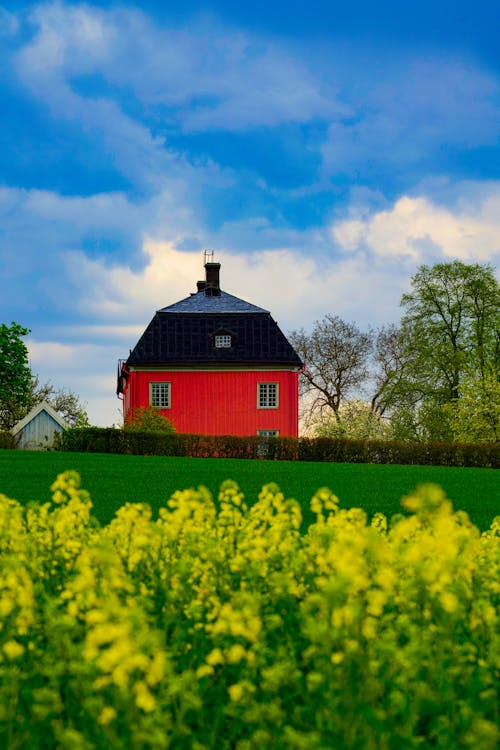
(257, 429), (279, 437)
(150, 381), (171, 409)
(215, 334), (232, 348)
(257, 382), (279, 409)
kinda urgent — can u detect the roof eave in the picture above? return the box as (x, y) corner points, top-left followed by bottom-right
(127, 360), (303, 369)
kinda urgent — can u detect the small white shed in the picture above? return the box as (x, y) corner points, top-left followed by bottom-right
(11, 401), (68, 450)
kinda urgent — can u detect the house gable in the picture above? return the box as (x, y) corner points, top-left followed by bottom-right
(11, 401), (68, 450)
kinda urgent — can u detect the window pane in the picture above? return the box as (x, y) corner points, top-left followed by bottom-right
(150, 382), (170, 408)
(215, 334), (232, 348)
(258, 382), (278, 408)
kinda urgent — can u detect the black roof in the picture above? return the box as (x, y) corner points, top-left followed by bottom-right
(126, 289), (302, 367)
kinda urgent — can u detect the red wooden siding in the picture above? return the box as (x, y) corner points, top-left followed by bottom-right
(123, 369), (299, 437)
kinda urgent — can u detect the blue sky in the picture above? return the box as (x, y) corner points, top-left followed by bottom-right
(1, 1), (499, 425)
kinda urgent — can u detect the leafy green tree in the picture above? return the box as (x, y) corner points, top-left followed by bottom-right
(447, 368), (500, 443)
(0, 322), (32, 430)
(388, 261), (500, 441)
(390, 402), (453, 443)
(124, 406), (176, 433)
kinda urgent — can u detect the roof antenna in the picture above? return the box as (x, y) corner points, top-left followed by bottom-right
(203, 249), (214, 266)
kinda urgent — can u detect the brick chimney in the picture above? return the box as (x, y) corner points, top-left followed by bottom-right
(205, 262), (220, 289)
(201, 262), (221, 296)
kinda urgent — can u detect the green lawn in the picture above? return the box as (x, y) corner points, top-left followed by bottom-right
(0, 449), (498, 530)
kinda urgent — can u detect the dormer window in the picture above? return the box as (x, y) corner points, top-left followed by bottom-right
(213, 328), (234, 349)
(215, 334), (232, 348)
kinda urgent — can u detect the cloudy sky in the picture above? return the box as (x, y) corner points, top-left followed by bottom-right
(2, 0), (499, 426)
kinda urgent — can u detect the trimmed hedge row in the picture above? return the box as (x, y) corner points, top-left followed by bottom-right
(57, 427), (499, 468)
(298, 436), (500, 467)
(0, 431), (15, 449)
(57, 428), (298, 461)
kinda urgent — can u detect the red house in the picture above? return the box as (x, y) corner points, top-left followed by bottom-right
(117, 261), (303, 437)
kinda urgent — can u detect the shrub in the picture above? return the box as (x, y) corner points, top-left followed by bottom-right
(0, 431), (15, 449)
(124, 406), (176, 433)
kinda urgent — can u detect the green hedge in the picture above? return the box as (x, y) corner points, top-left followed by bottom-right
(57, 428), (499, 468)
(297, 436), (499, 467)
(0, 431), (15, 449)
(58, 427), (298, 461)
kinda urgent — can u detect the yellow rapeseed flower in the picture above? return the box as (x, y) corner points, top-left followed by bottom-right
(196, 665), (214, 679)
(98, 707), (117, 725)
(3, 639), (24, 659)
(226, 644), (247, 664)
(134, 681), (156, 712)
(228, 683), (244, 702)
(206, 648), (224, 666)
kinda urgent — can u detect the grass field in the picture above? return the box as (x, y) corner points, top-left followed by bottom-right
(0, 449), (498, 530)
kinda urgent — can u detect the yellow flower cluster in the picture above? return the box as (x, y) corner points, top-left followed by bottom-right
(0, 471), (498, 749)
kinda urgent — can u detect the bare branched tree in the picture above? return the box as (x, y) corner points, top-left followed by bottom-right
(289, 315), (373, 428)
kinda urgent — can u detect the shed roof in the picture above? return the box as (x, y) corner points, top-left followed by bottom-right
(11, 400), (68, 435)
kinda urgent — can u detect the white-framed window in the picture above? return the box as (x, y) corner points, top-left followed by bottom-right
(150, 381), (171, 408)
(257, 429), (279, 437)
(215, 334), (232, 348)
(257, 382), (279, 409)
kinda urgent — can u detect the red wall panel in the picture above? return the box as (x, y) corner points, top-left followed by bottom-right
(123, 369), (299, 437)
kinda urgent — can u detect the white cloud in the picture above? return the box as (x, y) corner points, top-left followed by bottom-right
(21, 3), (115, 74)
(12, 3), (500, 208)
(0, 185), (201, 297)
(332, 193), (500, 262)
(16, 2), (341, 136)
(65, 237), (410, 332)
(63, 240), (204, 322)
(321, 58), (500, 176)
(55, 324), (145, 341)
(28, 340), (82, 367)
(9, 2), (500, 198)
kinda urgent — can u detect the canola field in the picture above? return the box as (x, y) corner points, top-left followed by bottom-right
(0, 471), (499, 749)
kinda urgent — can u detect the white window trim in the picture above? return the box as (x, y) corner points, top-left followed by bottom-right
(257, 382), (279, 409)
(149, 381), (171, 409)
